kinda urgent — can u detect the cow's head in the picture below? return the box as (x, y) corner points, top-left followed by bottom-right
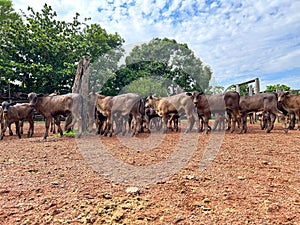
(145, 95), (158, 108)
(186, 91), (204, 106)
(28, 92), (39, 107)
(1, 101), (15, 116)
(277, 91), (289, 103)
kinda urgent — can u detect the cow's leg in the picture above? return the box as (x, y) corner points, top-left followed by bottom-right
(288, 112), (295, 130)
(53, 116), (63, 137)
(103, 114), (112, 136)
(198, 116), (204, 132)
(265, 112), (273, 133)
(240, 114), (247, 133)
(230, 116), (237, 133)
(0, 119), (6, 140)
(50, 118), (56, 134)
(64, 114), (73, 132)
(20, 120), (24, 135)
(269, 113), (276, 131)
(161, 114), (168, 133)
(9, 123), (13, 136)
(28, 118), (34, 138)
(130, 116), (138, 137)
(203, 117), (209, 134)
(294, 111), (300, 130)
(226, 113), (232, 131)
(14, 121), (21, 139)
(43, 117), (51, 139)
(229, 110), (238, 133)
(174, 117), (179, 132)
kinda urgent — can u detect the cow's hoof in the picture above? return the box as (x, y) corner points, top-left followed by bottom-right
(284, 128), (289, 133)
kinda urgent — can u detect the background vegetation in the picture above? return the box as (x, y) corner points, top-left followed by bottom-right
(0, 0), (293, 98)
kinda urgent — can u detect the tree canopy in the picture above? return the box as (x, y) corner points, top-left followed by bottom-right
(263, 84), (291, 93)
(99, 38), (212, 96)
(126, 38), (212, 94)
(0, 2), (124, 94)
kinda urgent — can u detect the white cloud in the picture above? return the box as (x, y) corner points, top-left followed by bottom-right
(11, 0), (300, 90)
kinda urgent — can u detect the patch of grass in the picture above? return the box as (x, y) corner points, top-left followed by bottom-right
(54, 130), (76, 138)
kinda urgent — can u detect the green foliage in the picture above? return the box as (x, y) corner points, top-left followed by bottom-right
(264, 84), (291, 93)
(122, 38), (212, 95)
(121, 77), (169, 98)
(0, 3), (124, 94)
(0, 0), (19, 25)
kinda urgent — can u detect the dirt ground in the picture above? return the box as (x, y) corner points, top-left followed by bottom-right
(0, 121), (299, 225)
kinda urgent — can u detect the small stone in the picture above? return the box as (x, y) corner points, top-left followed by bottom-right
(237, 176), (245, 180)
(126, 187), (140, 195)
(203, 198), (210, 203)
(184, 175), (195, 180)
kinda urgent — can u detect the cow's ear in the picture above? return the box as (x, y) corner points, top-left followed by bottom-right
(186, 92), (192, 96)
(9, 102), (16, 106)
(285, 91), (290, 95)
(37, 93), (44, 97)
(199, 91), (204, 95)
(149, 95), (153, 99)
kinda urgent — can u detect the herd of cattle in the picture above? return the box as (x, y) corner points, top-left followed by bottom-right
(0, 90), (299, 140)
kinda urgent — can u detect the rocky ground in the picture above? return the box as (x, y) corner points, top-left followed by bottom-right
(0, 122), (299, 224)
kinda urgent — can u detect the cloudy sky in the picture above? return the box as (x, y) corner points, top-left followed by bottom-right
(12, 0), (300, 91)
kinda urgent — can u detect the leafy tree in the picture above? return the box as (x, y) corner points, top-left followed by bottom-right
(0, 0), (19, 25)
(0, 3), (124, 94)
(121, 77), (169, 98)
(0, 0), (21, 94)
(264, 84), (291, 93)
(124, 38), (212, 95)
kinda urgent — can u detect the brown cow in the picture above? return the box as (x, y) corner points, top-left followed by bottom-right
(0, 102), (34, 140)
(277, 91), (300, 130)
(145, 93), (200, 133)
(239, 93), (285, 133)
(92, 93), (144, 137)
(186, 91), (240, 134)
(28, 92), (84, 139)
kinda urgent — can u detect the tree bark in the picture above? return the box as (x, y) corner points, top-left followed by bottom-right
(71, 56), (90, 132)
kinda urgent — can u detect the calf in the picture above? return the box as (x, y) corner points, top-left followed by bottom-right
(186, 91), (240, 134)
(277, 91), (300, 130)
(0, 102), (34, 140)
(239, 93), (285, 133)
(145, 93), (200, 133)
(28, 92), (84, 139)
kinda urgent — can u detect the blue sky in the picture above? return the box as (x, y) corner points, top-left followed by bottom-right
(12, 0), (300, 91)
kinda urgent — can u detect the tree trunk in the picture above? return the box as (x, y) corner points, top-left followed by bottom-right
(71, 55), (90, 133)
